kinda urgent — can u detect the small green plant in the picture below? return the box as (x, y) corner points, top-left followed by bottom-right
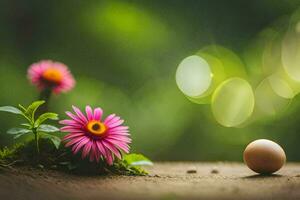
(0, 100), (61, 156)
(0, 138), (152, 175)
(120, 153), (153, 175)
(0, 101), (153, 176)
(123, 153), (153, 166)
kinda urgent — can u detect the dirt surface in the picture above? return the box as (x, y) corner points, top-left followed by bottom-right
(0, 162), (300, 200)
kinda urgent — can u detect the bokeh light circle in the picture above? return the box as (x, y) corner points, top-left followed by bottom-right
(268, 74), (294, 99)
(199, 45), (248, 79)
(176, 55), (212, 97)
(282, 27), (300, 82)
(262, 29), (282, 76)
(254, 77), (292, 117)
(186, 95), (211, 104)
(211, 78), (255, 127)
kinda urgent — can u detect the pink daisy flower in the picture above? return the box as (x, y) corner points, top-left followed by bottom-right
(60, 106), (131, 165)
(27, 60), (75, 94)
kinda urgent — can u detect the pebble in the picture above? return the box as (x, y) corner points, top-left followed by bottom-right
(186, 167), (197, 174)
(149, 174), (161, 178)
(211, 167), (219, 174)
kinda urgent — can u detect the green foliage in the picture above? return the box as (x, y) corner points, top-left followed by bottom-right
(0, 144), (24, 168)
(24, 100), (45, 121)
(40, 133), (61, 149)
(112, 160), (149, 176)
(38, 124), (60, 133)
(54, 151), (151, 176)
(0, 101), (151, 176)
(7, 128), (32, 135)
(0, 140), (54, 167)
(123, 153), (153, 166)
(0, 106), (23, 115)
(0, 139), (149, 176)
(7, 128), (32, 139)
(35, 113), (58, 127)
(0, 146), (17, 160)
(0, 101), (60, 153)
(115, 153), (153, 175)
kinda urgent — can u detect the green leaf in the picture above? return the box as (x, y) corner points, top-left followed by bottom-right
(67, 163), (77, 170)
(17, 104), (32, 123)
(18, 104), (27, 112)
(13, 133), (29, 139)
(21, 123), (32, 128)
(25, 100), (45, 120)
(38, 124), (60, 133)
(59, 161), (70, 165)
(123, 153), (153, 166)
(34, 112), (58, 127)
(7, 128), (31, 135)
(0, 106), (23, 115)
(40, 133), (61, 149)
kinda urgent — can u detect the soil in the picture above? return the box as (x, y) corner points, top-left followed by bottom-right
(0, 162), (300, 200)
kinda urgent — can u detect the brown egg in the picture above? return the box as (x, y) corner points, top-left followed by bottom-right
(243, 139), (286, 174)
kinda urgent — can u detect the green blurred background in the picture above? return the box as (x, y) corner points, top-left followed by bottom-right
(1, 0), (300, 161)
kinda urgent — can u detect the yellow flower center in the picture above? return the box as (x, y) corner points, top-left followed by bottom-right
(42, 68), (63, 84)
(86, 120), (107, 136)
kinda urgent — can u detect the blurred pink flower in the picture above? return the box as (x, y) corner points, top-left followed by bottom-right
(60, 106), (131, 165)
(27, 60), (75, 94)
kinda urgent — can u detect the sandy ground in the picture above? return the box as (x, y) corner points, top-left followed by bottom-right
(0, 162), (300, 200)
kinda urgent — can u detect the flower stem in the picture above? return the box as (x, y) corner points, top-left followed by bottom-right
(33, 129), (40, 155)
(38, 88), (52, 113)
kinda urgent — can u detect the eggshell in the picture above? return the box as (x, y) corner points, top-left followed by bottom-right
(243, 139), (286, 174)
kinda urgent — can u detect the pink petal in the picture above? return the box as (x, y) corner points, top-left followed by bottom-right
(107, 119), (124, 128)
(106, 135), (132, 143)
(85, 106), (93, 121)
(72, 106), (88, 123)
(72, 137), (90, 154)
(96, 141), (107, 159)
(82, 140), (92, 158)
(65, 136), (86, 147)
(59, 119), (75, 125)
(93, 108), (103, 121)
(61, 124), (83, 130)
(94, 146), (101, 162)
(108, 129), (130, 134)
(63, 132), (85, 141)
(89, 143), (96, 162)
(105, 147), (114, 165)
(60, 126), (83, 132)
(109, 126), (129, 132)
(104, 114), (116, 124)
(105, 116), (120, 125)
(66, 111), (86, 125)
(102, 140), (122, 159)
(59, 119), (82, 127)
(109, 140), (130, 153)
(109, 132), (130, 136)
